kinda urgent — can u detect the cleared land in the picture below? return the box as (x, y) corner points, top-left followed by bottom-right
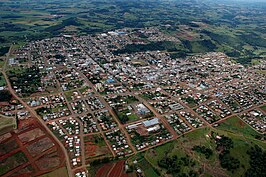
(40, 166), (68, 177)
(0, 114), (16, 135)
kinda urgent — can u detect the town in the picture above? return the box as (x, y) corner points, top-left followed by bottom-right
(0, 27), (265, 177)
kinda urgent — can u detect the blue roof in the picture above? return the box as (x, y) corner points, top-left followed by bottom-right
(106, 79), (115, 83)
(117, 32), (126, 35)
(143, 118), (159, 127)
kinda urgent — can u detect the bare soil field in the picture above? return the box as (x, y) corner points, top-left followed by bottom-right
(0, 138), (18, 156)
(84, 134), (112, 161)
(26, 137), (55, 157)
(18, 128), (45, 144)
(0, 116), (65, 176)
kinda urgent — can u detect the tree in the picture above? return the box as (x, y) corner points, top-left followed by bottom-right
(219, 152), (240, 171)
(245, 145), (266, 177)
(0, 90), (12, 102)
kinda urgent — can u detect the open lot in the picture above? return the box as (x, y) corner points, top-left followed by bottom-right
(84, 134), (112, 162)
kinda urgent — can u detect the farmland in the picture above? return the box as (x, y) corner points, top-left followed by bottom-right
(0, 0), (266, 64)
(0, 115), (66, 176)
(40, 167), (68, 177)
(0, 114), (16, 135)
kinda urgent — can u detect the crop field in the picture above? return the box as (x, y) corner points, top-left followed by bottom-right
(0, 0), (265, 64)
(0, 138), (18, 156)
(35, 150), (63, 171)
(40, 167), (68, 177)
(0, 114), (16, 135)
(0, 116), (65, 176)
(0, 151), (28, 176)
(95, 160), (128, 177)
(18, 128), (45, 144)
(26, 137), (55, 157)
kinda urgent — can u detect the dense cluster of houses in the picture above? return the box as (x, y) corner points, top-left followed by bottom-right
(4, 26), (265, 177)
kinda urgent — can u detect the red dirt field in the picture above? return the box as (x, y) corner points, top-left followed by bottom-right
(95, 160), (128, 177)
(18, 128), (45, 144)
(0, 117), (65, 177)
(84, 135), (112, 161)
(120, 174), (129, 177)
(15, 117), (36, 133)
(85, 142), (97, 156)
(109, 160), (126, 177)
(95, 163), (113, 177)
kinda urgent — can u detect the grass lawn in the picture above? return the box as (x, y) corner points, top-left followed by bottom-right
(0, 74), (6, 87)
(64, 90), (76, 101)
(117, 108), (138, 123)
(128, 113), (138, 121)
(79, 86), (90, 93)
(125, 96), (138, 104)
(260, 105), (266, 112)
(0, 115), (16, 129)
(146, 141), (175, 165)
(93, 134), (107, 147)
(136, 156), (160, 177)
(214, 128), (266, 177)
(140, 93), (154, 100)
(216, 116), (262, 139)
(0, 60), (5, 68)
(6, 66), (25, 74)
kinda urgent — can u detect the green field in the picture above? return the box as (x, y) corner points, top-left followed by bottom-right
(0, 0), (266, 64)
(260, 105), (266, 112)
(216, 116), (263, 139)
(0, 73), (6, 87)
(0, 114), (17, 135)
(139, 158), (160, 177)
(0, 59), (5, 68)
(64, 90), (77, 101)
(143, 127), (266, 177)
